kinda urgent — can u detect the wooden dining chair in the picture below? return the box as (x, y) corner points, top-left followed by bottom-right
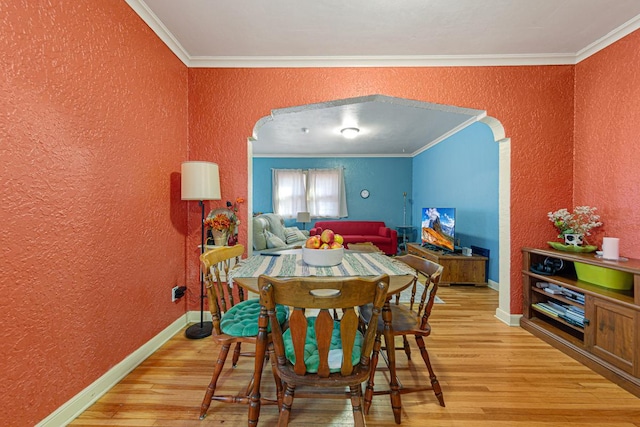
(257, 274), (390, 427)
(198, 244), (289, 420)
(361, 254), (445, 415)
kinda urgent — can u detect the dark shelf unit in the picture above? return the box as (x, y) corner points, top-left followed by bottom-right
(521, 247), (640, 398)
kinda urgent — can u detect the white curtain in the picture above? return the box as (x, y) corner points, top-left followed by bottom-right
(272, 169), (306, 218)
(307, 168), (348, 218)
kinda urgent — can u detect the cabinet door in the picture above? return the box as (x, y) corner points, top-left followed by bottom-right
(585, 295), (637, 374)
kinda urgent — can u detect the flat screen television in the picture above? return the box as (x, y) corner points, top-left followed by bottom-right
(421, 207), (456, 252)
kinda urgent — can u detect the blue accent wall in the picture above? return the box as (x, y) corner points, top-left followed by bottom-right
(252, 121), (499, 283)
(412, 122), (499, 282)
(253, 157), (413, 229)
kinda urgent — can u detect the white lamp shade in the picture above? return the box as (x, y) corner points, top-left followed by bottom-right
(296, 212), (311, 223)
(181, 161), (221, 201)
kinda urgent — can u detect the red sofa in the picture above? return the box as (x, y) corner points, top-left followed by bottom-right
(310, 221), (398, 255)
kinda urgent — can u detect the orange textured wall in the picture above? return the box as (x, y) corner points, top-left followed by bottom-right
(1, 2), (189, 425)
(11, 4), (638, 424)
(575, 30), (640, 258)
(188, 66), (576, 314)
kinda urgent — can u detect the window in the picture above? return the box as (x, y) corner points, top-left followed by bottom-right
(272, 169), (306, 219)
(272, 168), (348, 219)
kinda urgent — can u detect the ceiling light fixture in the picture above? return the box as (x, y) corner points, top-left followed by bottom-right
(340, 127), (360, 139)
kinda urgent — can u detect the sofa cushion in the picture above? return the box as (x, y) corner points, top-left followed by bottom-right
(262, 213), (288, 243)
(284, 227), (307, 244)
(252, 217), (269, 251)
(378, 226), (391, 237)
(265, 230), (287, 249)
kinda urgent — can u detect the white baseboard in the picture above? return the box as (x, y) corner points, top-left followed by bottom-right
(483, 280), (520, 326)
(37, 314), (189, 426)
(187, 309), (212, 323)
(495, 307), (522, 327)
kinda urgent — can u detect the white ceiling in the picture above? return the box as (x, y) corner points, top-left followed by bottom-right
(129, 0), (640, 67)
(126, 0), (640, 156)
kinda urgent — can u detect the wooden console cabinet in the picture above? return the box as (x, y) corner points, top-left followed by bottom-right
(406, 243), (487, 286)
(521, 247), (640, 397)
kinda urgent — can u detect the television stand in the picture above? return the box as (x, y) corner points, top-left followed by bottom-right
(407, 243), (488, 287)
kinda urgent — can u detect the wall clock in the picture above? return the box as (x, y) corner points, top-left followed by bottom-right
(360, 189), (370, 199)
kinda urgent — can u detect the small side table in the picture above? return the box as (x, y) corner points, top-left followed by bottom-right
(395, 226), (416, 253)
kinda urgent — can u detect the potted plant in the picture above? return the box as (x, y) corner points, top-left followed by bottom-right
(547, 206), (602, 251)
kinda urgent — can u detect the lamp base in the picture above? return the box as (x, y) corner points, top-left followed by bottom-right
(185, 321), (213, 339)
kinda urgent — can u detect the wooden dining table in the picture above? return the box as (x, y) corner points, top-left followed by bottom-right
(229, 249), (416, 426)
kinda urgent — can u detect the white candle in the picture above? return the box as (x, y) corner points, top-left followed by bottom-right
(602, 237), (620, 260)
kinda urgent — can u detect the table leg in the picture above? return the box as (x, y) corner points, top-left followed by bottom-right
(248, 305), (269, 426)
(382, 298), (402, 424)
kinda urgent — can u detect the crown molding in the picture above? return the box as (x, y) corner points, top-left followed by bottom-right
(575, 13), (640, 63)
(125, 0), (190, 65)
(186, 53), (577, 68)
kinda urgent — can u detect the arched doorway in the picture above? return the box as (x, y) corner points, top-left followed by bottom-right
(247, 96), (513, 324)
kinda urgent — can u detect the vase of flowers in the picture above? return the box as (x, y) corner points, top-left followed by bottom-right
(204, 197), (244, 246)
(205, 212), (232, 246)
(547, 206), (602, 251)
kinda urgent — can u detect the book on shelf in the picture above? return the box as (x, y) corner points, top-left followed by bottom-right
(537, 283), (586, 305)
(532, 303), (559, 317)
(546, 301), (568, 314)
(559, 314), (584, 328)
(567, 305), (585, 315)
(564, 295), (585, 305)
(563, 310), (584, 322)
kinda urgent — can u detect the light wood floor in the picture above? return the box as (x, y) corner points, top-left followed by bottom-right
(71, 286), (640, 426)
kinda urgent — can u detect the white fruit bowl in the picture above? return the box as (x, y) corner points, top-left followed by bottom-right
(302, 247), (344, 266)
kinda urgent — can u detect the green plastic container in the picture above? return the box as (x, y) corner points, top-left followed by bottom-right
(574, 262), (633, 290)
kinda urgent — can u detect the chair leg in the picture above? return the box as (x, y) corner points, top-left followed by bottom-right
(268, 345), (284, 406)
(415, 335), (445, 407)
(278, 383), (296, 426)
(199, 343), (231, 419)
(402, 335), (411, 360)
(232, 342), (242, 367)
(350, 384), (366, 427)
(363, 333), (382, 415)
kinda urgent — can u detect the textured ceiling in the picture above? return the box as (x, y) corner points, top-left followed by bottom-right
(252, 95), (486, 157)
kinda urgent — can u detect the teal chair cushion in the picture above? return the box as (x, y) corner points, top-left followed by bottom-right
(220, 299), (288, 337)
(283, 317), (363, 373)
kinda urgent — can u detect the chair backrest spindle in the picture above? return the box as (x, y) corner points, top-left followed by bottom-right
(394, 254), (443, 328)
(200, 245), (245, 336)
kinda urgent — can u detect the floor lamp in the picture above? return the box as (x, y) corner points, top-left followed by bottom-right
(181, 161), (221, 339)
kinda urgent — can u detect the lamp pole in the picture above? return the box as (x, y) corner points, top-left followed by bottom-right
(403, 192), (407, 226)
(184, 200), (212, 339)
(181, 161), (221, 340)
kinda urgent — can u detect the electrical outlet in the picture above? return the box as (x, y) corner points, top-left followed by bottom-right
(171, 286), (180, 302)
